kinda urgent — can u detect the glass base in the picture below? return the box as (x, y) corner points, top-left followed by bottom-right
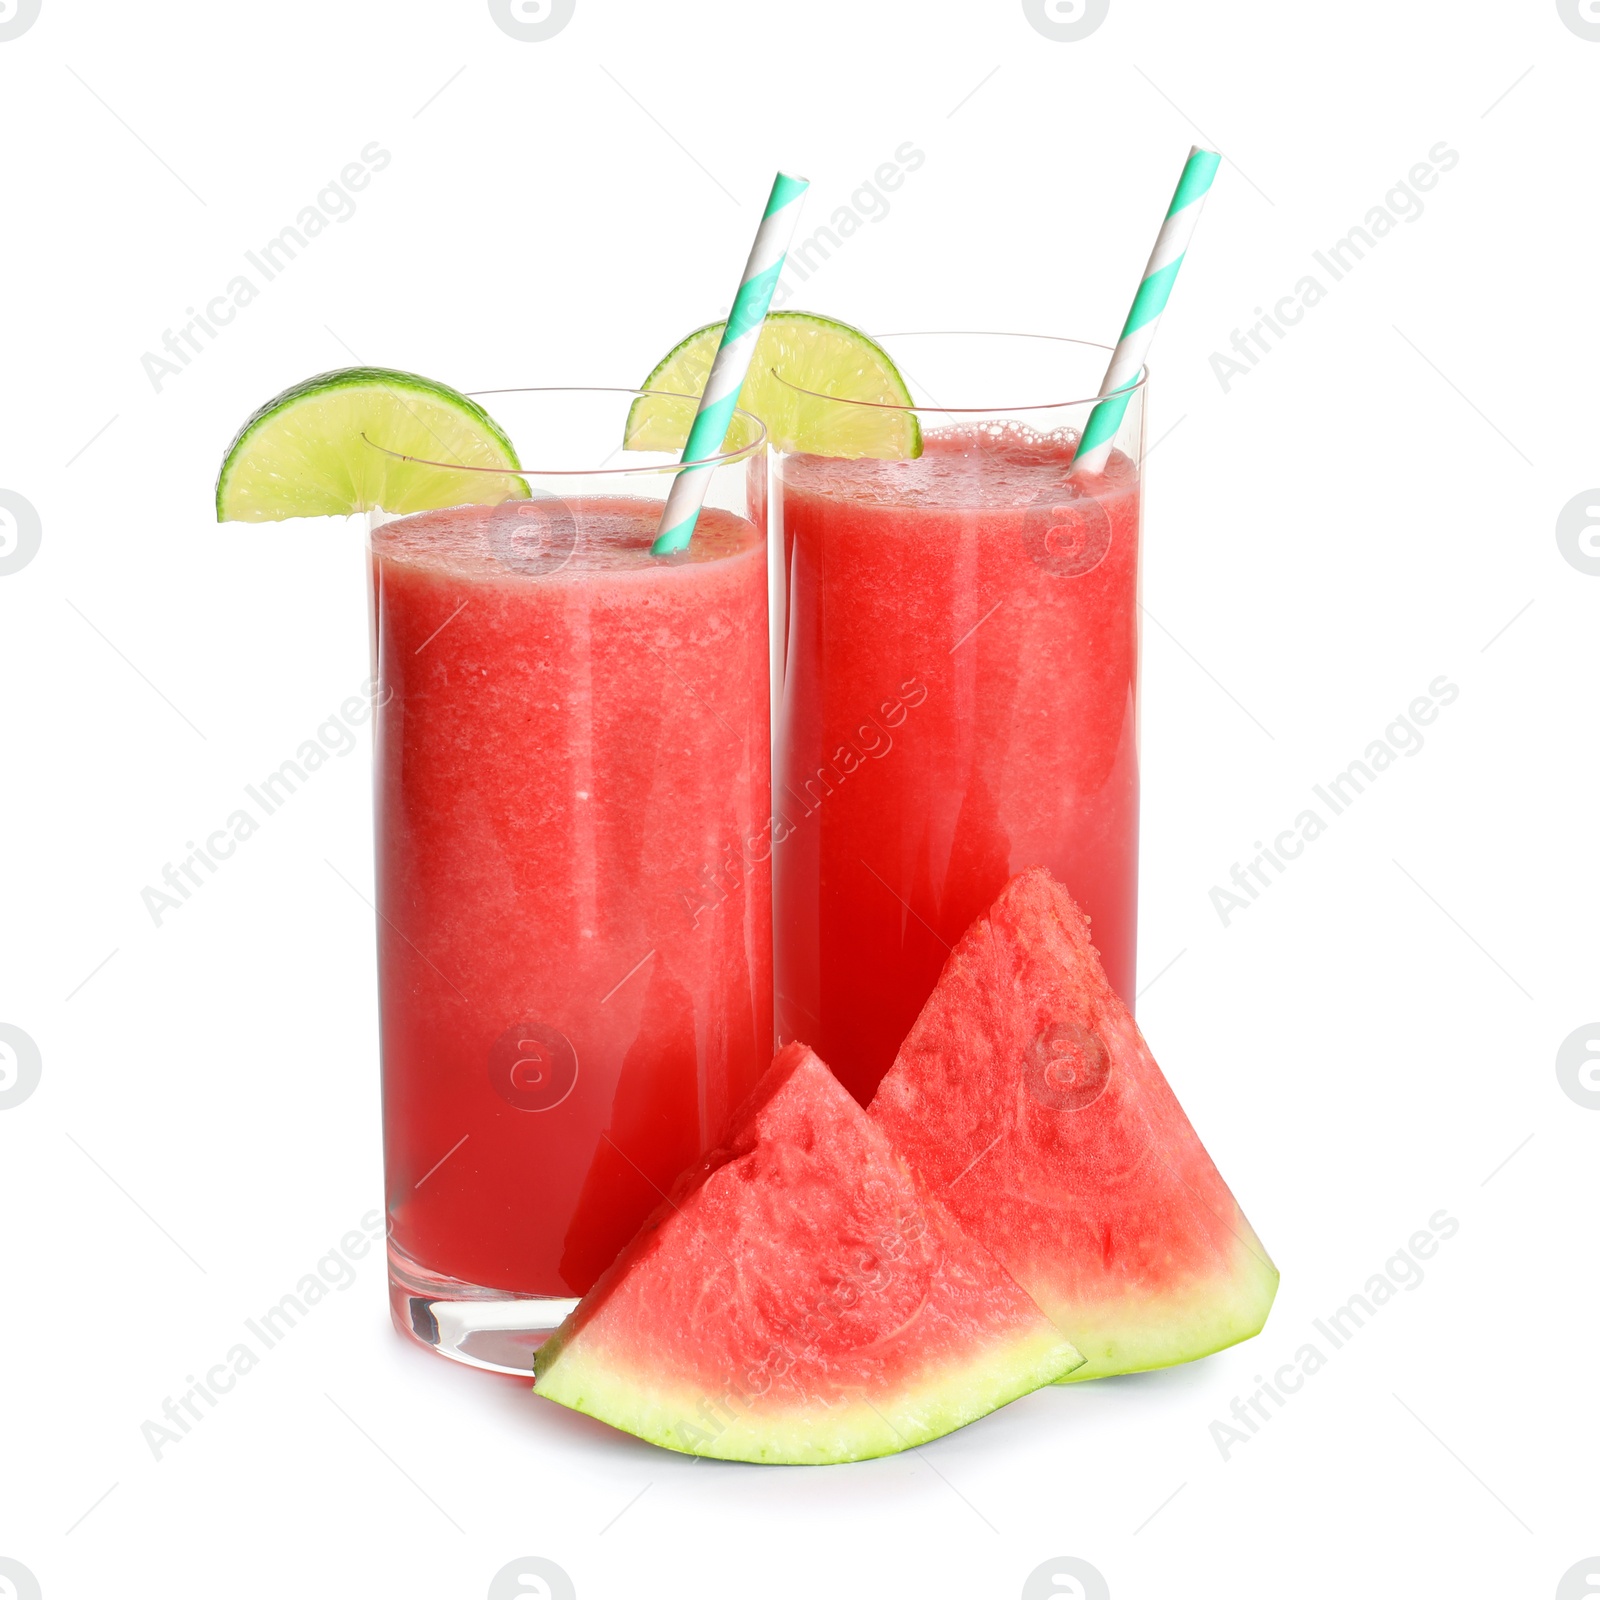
(388, 1244), (579, 1376)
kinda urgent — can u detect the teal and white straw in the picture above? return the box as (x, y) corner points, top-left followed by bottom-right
(1073, 146), (1220, 476)
(652, 172), (810, 555)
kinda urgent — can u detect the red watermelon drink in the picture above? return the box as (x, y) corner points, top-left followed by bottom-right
(367, 391), (772, 1370)
(771, 333), (1145, 1106)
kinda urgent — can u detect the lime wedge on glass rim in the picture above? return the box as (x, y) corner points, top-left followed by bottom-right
(625, 311), (921, 459)
(215, 366), (527, 521)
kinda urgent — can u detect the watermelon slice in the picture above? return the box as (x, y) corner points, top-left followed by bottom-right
(534, 1042), (1083, 1463)
(870, 869), (1278, 1381)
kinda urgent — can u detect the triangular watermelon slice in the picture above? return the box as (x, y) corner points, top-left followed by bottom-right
(534, 1042), (1083, 1463)
(870, 869), (1278, 1381)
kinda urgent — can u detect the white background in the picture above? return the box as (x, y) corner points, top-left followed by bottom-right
(2, 2), (1596, 1597)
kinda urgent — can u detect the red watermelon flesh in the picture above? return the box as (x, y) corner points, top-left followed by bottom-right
(533, 1042), (1083, 1463)
(869, 868), (1278, 1380)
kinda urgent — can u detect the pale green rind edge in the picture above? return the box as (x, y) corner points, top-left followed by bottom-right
(636, 319), (727, 398)
(214, 366), (524, 522)
(1050, 1233), (1281, 1384)
(535, 1324), (1082, 1465)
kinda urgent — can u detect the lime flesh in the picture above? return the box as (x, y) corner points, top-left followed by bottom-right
(625, 311), (921, 459)
(215, 367), (526, 521)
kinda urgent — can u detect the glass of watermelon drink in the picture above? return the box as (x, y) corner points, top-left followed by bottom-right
(771, 332), (1145, 1106)
(366, 389), (772, 1372)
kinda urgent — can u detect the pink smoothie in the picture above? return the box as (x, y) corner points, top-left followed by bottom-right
(774, 426), (1140, 1106)
(371, 496), (771, 1297)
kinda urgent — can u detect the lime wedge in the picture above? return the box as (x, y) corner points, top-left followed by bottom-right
(625, 311), (921, 459)
(215, 366), (527, 521)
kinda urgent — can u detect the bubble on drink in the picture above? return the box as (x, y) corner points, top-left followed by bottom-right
(489, 1022), (579, 1112)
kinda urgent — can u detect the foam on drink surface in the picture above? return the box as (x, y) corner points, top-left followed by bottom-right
(781, 424), (1137, 510)
(372, 495), (760, 581)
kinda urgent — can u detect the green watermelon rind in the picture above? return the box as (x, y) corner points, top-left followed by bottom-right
(532, 1042), (1086, 1464)
(534, 1322), (1082, 1465)
(868, 867), (1280, 1387)
(1048, 1235), (1280, 1383)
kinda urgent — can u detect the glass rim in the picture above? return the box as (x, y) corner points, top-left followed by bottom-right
(359, 385), (768, 478)
(770, 330), (1149, 415)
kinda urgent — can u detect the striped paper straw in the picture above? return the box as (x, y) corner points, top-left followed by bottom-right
(651, 171), (810, 555)
(1072, 146), (1220, 476)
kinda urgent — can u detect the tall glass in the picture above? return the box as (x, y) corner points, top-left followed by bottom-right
(771, 333), (1144, 1106)
(366, 390), (771, 1372)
